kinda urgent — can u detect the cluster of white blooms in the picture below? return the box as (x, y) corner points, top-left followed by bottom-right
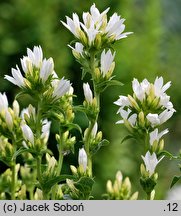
(0, 93), (20, 131)
(114, 77), (175, 131)
(5, 46), (71, 100)
(61, 3), (132, 48)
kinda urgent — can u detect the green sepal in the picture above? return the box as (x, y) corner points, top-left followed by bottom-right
(12, 147), (33, 159)
(91, 139), (109, 155)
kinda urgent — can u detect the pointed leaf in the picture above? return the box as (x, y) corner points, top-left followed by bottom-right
(170, 176), (181, 188)
(121, 135), (135, 144)
(158, 150), (177, 159)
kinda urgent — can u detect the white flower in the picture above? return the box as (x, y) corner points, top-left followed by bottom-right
(78, 148), (87, 172)
(83, 3), (109, 26)
(83, 83), (93, 104)
(68, 42), (84, 57)
(41, 119), (51, 143)
(117, 108), (137, 126)
(114, 96), (131, 113)
(20, 57), (33, 74)
(27, 46), (43, 68)
(141, 151), (164, 177)
(46, 154), (57, 172)
(146, 114), (160, 127)
(61, 13), (81, 38)
(149, 128), (169, 146)
(0, 92), (8, 112)
(81, 22), (99, 45)
(91, 122), (98, 138)
(40, 58), (54, 83)
(5, 66), (25, 87)
(21, 104), (36, 120)
(21, 124), (34, 145)
(52, 77), (71, 99)
(105, 13), (132, 40)
(154, 77), (171, 97)
(132, 78), (150, 101)
(147, 109), (175, 127)
(100, 49), (115, 77)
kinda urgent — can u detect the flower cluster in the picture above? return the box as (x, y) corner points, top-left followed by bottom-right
(5, 46), (71, 100)
(61, 4), (132, 50)
(103, 171), (138, 200)
(114, 77), (175, 133)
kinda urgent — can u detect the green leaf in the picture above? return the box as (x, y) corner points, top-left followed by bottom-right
(73, 105), (87, 113)
(91, 139), (109, 155)
(13, 147), (33, 159)
(74, 177), (94, 199)
(170, 176), (181, 188)
(65, 123), (82, 134)
(121, 135), (135, 144)
(96, 79), (124, 93)
(158, 150), (178, 159)
(42, 175), (76, 192)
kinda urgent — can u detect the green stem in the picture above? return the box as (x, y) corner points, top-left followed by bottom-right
(57, 152), (64, 176)
(11, 161), (16, 200)
(147, 192), (151, 200)
(84, 51), (101, 177)
(36, 156), (42, 183)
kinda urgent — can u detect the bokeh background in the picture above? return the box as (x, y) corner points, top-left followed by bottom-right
(0, 0), (181, 199)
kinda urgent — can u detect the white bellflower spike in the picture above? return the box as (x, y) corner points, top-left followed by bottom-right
(141, 151), (164, 177)
(83, 83), (93, 104)
(78, 148), (87, 172)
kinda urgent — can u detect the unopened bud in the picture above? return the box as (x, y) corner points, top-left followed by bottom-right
(128, 95), (140, 110)
(70, 165), (77, 175)
(150, 190), (155, 200)
(95, 34), (102, 50)
(106, 180), (113, 194)
(158, 139), (164, 152)
(130, 191), (139, 200)
(138, 111), (145, 127)
(13, 100), (20, 117)
(78, 148), (87, 172)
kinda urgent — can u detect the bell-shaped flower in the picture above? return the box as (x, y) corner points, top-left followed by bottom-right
(114, 96), (131, 113)
(0, 92), (8, 112)
(132, 78), (150, 101)
(116, 108), (137, 127)
(40, 58), (54, 83)
(5, 66), (25, 88)
(27, 46), (43, 68)
(149, 128), (169, 146)
(141, 151), (164, 177)
(21, 124), (34, 145)
(41, 119), (51, 143)
(52, 77), (71, 99)
(61, 13), (81, 38)
(68, 42), (84, 59)
(83, 83), (93, 104)
(154, 77), (171, 98)
(78, 147), (87, 172)
(91, 122), (98, 138)
(100, 49), (115, 77)
(105, 13), (132, 40)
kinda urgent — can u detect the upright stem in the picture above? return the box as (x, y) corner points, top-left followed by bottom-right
(84, 51), (101, 177)
(147, 192), (151, 200)
(36, 156), (42, 183)
(11, 161), (16, 200)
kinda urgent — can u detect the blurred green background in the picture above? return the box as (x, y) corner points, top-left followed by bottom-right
(0, 0), (181, 199)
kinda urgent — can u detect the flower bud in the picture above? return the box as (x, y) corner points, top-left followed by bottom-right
(128, 95), (140, 110)
(106, 180), (113, 194)
(78, 148), (87, 172)
(70, 165), (77, 175)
